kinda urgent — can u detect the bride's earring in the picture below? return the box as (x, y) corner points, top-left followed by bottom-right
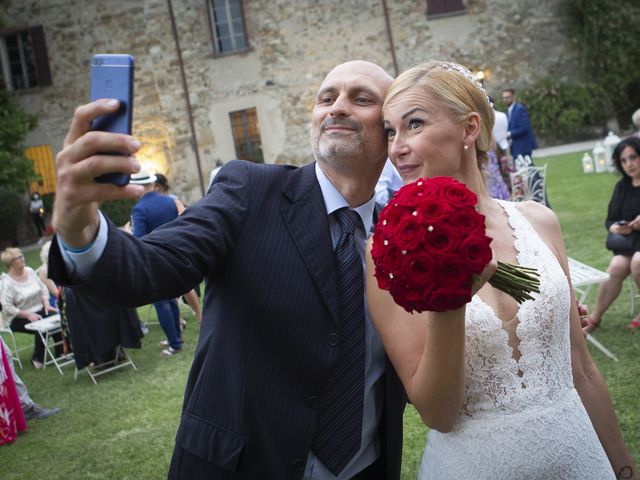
(464, 144), (469, 151)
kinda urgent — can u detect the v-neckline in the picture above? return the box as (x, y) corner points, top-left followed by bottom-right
(474, 201), (524, 325)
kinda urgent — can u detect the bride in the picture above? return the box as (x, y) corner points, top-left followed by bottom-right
(366, 61), (637, 479)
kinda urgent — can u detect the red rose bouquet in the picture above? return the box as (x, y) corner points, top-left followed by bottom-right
(371, 176), (540, 313)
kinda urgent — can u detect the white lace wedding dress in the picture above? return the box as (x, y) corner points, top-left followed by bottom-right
(418, 201), (615, 479)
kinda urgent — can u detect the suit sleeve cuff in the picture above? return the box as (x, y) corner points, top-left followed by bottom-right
(56, 211), (109, 281)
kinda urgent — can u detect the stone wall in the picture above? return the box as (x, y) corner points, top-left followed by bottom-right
(2, 0), (579, 204)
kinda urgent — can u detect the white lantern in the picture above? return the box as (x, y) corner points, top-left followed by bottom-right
(603, 131), (621, 172)
(593, 142), (607, 173)
(582, 153), (594, 173)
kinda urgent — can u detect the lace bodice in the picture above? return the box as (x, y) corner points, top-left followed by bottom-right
(460, 201), (573, 421)
(419, 201), (615, 479)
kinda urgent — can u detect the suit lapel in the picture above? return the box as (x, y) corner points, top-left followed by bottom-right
(281, 162), (340, 323)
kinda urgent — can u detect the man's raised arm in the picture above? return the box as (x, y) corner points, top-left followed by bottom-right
(52, 99), (143, 248)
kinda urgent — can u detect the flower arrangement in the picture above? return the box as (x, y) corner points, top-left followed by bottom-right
(371, 176), (540, 313)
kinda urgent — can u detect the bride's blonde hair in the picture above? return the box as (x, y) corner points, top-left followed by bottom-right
(383, 61), (495, 169)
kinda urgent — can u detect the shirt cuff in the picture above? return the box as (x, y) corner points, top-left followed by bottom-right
(56, 211), (109, 281)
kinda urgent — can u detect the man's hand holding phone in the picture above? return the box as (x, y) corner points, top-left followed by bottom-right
(52, 54), (142, 249)
(52, 99), (144, 249)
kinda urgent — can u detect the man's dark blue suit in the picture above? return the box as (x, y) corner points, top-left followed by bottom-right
(49, 160), (406, 479)
(508, 102), (538, 159)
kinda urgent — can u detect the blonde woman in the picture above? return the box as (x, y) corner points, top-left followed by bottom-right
(367, 61), (637, 479)
(1, 247), (60, 369)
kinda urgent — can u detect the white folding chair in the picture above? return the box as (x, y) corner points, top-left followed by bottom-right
(567, 257), (618, 362)
(0, 325), (23, 369)
(510, 164), (547, 204)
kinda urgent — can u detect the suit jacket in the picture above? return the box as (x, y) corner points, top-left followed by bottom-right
(131, 190), (178, 237)
(49, 160), (406, 480)
(508, 102), (538, 158)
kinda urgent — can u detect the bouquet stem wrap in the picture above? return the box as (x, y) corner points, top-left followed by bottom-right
(371, 176), (540, 313)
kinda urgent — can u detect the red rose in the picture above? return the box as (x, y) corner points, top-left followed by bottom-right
(391, 181), (421, 206)
(435, 254), (473, 288)
(395, 215), (426, 250)
(416, 197), (452, 224)
(423, 223), (461, 255)
(442, 182), (478, 207)
(371, 234), (388, 261)
(448, 208), (485, 234)
(381, 204), (413, 229)
(382, 244), (405, 273)
(393, 180), (435, 207)
(374, 265), (392, 290)
(426, 287), (472, 312)
(461, 234), (493, 274)
(390, 281), (424, 313)
(403, 252), (435, 286)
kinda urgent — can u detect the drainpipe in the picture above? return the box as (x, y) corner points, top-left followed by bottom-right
(381, 0), (399, 76)
(167, 0), (206, 196)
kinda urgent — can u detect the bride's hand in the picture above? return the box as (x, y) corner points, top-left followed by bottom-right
(471, 250), (498, 297)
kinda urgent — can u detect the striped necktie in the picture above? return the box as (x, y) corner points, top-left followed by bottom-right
(312, 208), (366, 475)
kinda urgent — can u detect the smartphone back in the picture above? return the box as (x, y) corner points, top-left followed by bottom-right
(90, 54), (134, 185)
(90, 54), (134, 134)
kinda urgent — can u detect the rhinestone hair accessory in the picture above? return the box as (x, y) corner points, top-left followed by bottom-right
(439, 63), (493, 109)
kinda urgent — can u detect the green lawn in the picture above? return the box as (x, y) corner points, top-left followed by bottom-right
(2, 152), (638, 479)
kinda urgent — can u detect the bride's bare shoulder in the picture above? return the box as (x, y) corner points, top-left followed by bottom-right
(513, 200), (563, 243)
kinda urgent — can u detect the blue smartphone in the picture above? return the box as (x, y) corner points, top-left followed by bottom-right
(90, 54), (134, 186)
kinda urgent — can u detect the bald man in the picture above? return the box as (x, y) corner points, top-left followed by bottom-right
(48, 61), (406, 479)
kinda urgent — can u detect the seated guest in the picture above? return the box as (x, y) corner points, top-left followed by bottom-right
(586, 137), (640, 332)
(1, 336), (61, 421)
(0, 247), (61, 369)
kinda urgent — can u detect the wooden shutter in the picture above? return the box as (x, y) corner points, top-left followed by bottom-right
(29, 25), (51, 87)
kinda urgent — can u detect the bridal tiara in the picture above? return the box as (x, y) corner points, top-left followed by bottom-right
(439, 63), (493, 109)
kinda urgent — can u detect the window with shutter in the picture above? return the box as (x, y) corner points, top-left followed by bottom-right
(0, 25), (52, 91)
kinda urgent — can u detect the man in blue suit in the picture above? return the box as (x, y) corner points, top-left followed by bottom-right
(502, 88), (538, 159)
(48, 60), (406, 479)
(130, 170), (182, 356)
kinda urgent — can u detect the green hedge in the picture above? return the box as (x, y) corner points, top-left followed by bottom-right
(100, 198), (136, 227)
(518, 79), (611, 141)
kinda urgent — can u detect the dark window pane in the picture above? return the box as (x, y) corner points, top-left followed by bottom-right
(232, 19), (243, 33)
(2, 27), (49, 90)
(220, 37), (232, 52)
(217, 21), (230, 38)
(428, 0), (465, 17)
(234, 33), (246, 50)
(229, 0), (242, 17)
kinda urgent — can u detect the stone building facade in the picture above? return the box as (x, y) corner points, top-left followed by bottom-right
(1, 0), (579, 204)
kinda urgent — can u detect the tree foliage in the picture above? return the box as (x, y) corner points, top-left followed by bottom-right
(0, 89), (37, 191)
(564, 0), (640, 127)
(518, 78), (611, 140)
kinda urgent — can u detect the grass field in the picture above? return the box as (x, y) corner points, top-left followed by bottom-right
(2, 151), (638, 479)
